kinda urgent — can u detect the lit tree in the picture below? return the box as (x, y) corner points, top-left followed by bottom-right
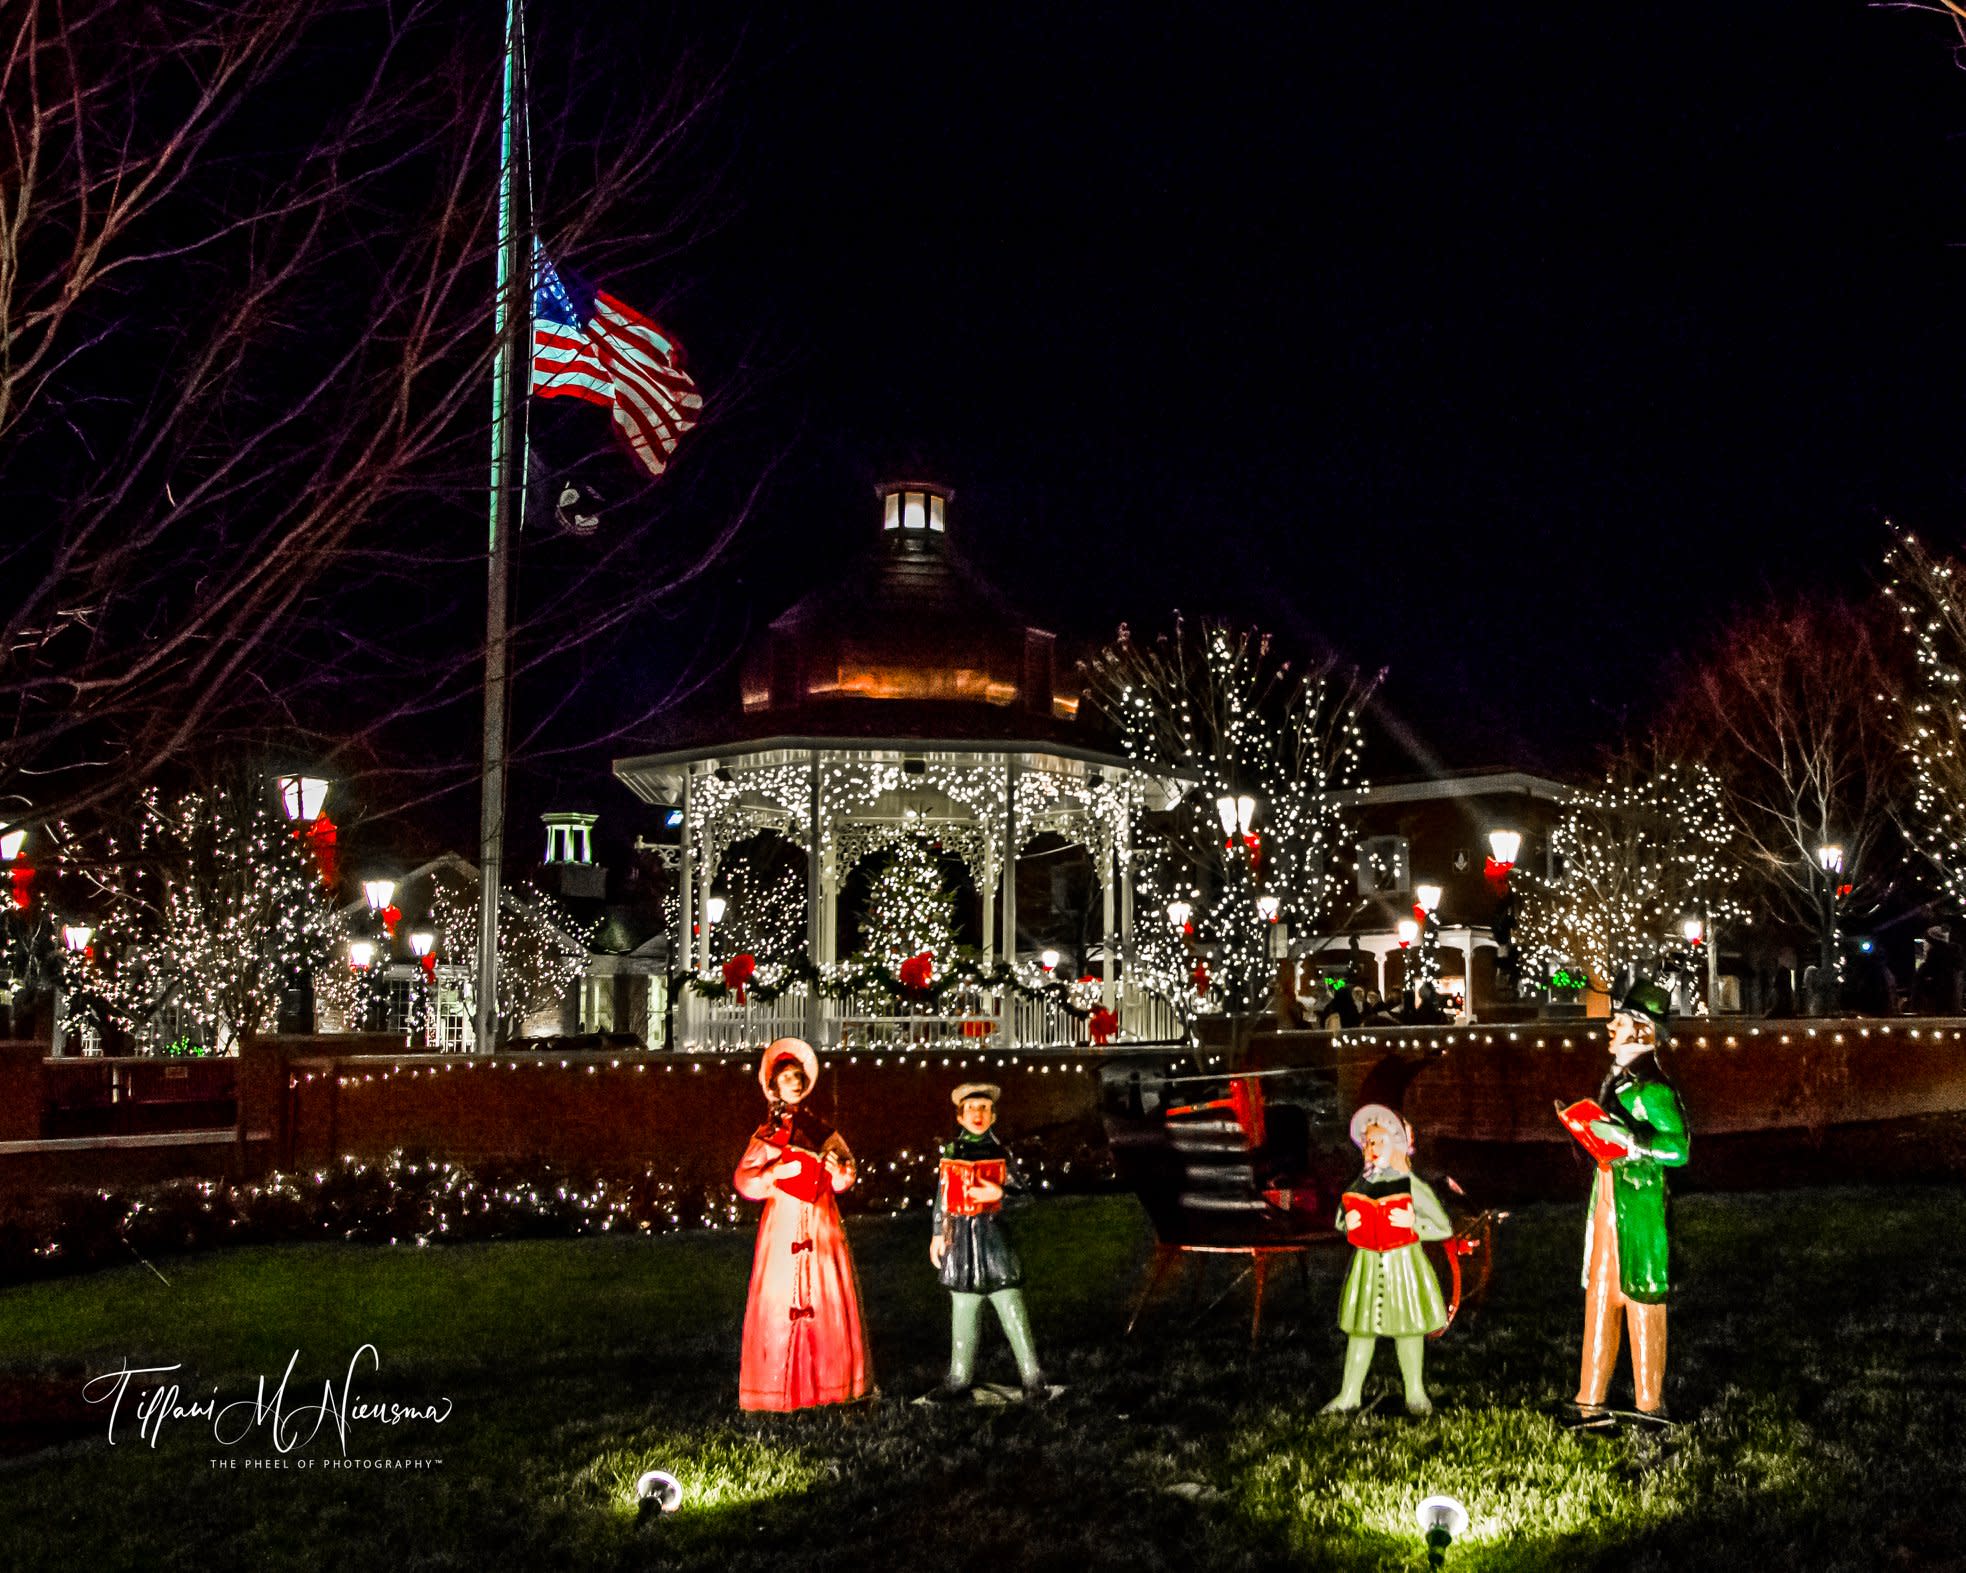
(430, 877), (592, 1045)
(1658, 594), (1904, 1011)
(1513, 756), (1748, 1004)
(1884, 532), (1966, 907)
(73, 779), (344, 1054)
(1080, 617), (1382, 1015)
(857, 838), (957, 970)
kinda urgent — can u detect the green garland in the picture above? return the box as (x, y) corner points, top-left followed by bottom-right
(683, 950), (1094, 1018)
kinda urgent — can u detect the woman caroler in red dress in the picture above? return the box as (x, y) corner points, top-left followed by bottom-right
(733, 1038), (874, 1411)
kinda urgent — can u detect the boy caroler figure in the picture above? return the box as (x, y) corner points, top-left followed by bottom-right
(1322, 1102), (1453, 1416)
(1560, 981), (1690, 1422)
(924, 1082), (1048, 1401)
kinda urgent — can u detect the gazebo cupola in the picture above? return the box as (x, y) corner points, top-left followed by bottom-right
(740, 481), (1075, 730)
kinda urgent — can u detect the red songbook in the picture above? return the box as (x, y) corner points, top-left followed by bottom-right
(939, 1157), (1007, 1218)
(1556, 1099), (1628, 1166)
(1340, 1190), (1419, 1251)
(772, 1146), (831, 1205)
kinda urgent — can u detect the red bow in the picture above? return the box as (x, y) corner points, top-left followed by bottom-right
(788, 1306), (814, 1322)
(898, 952), (934, 991)
(1089, 1007), (1119, 1046)
(790, 1239), (813, 1254)
(722, 952), (757, 1005)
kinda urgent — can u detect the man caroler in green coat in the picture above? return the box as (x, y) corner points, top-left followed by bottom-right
(1571, 981), (1690, 1422)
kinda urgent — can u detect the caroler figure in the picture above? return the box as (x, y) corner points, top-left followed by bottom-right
(1557, 981), (1689, 1424)
(732, 1038), (873, 1412)
(1321, 1102), (1452, 1416)
(923, 1082), (1048, 1402)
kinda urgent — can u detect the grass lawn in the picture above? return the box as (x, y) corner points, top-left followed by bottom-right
(2, 1183), (1964, 1571)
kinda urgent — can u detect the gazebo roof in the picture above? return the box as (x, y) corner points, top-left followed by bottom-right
(654, 480), (1108, 757)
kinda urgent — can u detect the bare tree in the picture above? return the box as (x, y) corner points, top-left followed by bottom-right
(0, 0), (748, 834)
(1080, 616), (1382, 1016)
(1657, 594), (1905, 1010)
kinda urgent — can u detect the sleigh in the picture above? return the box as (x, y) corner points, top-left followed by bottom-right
(1099, 1057), (1500, 1345)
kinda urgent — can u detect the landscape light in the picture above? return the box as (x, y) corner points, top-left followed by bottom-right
(0, 828), (24, 862)
(635, 1469), (682, 1517)
(275, 775), (331, 823)
(705, 895), (727, 925)
(61, 924), (93, 953)
(1415, 883), (1443, 916)
(1166, 899), (1193, 930)
(1416, 1494), (1469, 1567)
(363, 879), (396, 913)
(1487, 829), (1521, 867)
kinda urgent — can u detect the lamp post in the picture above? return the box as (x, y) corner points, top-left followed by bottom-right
(1815, 844), (1843, 1016)
(408, 929), (437, 1046)
(1413, 882), (1443, 996)
(275, 774), (335, 1033)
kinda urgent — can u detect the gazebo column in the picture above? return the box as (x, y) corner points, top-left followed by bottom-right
(1118, 810), (1135, 988)
(1099, 824), (1116, 1009)
(981, 841), (997, 970)
(806, 750), (824, 1042)
(1002, 757), (1019, 967)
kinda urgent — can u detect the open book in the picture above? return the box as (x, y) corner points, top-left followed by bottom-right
(772, 1146), (832, 1205)
(1339, 1189), (1419, 1251)
(1555, 1099), (1629, 1166)
(939, 1157), (1008, 1218)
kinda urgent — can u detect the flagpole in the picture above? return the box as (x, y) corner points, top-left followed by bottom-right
(476, 0), (530, 1054)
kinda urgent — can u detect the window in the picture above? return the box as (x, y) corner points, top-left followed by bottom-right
(1356, 836), (1411, 896)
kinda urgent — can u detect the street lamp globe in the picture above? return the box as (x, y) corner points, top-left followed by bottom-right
(1415, 883), (1443, 916)
(1397, 918), (1420, 947)
(1040, 948), (1060, 972)
(1235, 795), (1257, 838)
(362, 879), (396, 914)
(1215, 795), (1238, 837)
(1682, 916), (1705, 946)
(0, 828), (25, 862)
(1817, 844), (1844, 875)
(1256, 894), (1281, 923)
(408, 930), (436, 959)
(275, 775), (331, 823)
(348, 939), (376, 969)
(61, 924), (93, 953)
(1488, 829), (1521, 867)
(1166, 900), (1193, 930)
(705, 895), (727, 925)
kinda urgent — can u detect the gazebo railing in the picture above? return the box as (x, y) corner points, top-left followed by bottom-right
(675, 981), (1189, 1053)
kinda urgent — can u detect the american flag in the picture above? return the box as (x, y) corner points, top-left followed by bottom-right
(531, 242), (701, 479)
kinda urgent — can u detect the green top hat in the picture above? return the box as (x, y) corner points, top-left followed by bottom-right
(1616, 981), (1673, 1038)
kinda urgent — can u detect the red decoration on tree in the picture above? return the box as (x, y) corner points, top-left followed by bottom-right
(1192, 961), (1211, 996)
(1089, 1006), (1118, 1045)
(898, 952), (935, 992)
(722, 953), (758, 1005)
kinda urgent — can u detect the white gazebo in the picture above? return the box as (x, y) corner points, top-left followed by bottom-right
(613, 479), (1192, 1051)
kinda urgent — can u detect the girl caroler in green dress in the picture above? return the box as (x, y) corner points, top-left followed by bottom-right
(1321, 1102), (1452, 1416)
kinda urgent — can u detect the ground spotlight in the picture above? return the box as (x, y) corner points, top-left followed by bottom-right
(1416, 1494), (1468, 1566)
(636, 1469), (682, 1517)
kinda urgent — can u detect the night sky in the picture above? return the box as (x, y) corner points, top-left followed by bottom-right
(526, 2), (1966, 828)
